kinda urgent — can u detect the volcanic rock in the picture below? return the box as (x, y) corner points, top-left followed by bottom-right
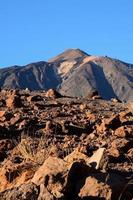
(78, 176), (112, 200)
(45, 89), (62, 98)
(0, 90), (132, 199)
(32, 156), (67, 198)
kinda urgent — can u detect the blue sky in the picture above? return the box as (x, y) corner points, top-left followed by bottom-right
(0, 0), (133, 67)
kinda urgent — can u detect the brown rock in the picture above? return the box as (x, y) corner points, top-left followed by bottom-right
(49, 145), (59, 157)
(6, 94), (22, 108)
(114, 126), (126, 138)
(31, 156), (67, 198)
(119, 111), (133, 120)
(97, 114), (121, 132)
(112, 138), (129, 149)
(127, 148), (133, 159)
(45, 89), (62, 98)
(10, 114), (21, 126)
(108, 140), (120, 158)
(0, 161), (35, 192)
(77, 172), (125, 200)
(105, 114), (121, 129)
(18, 120), (27, 130)
(0, 111), (6, 118)
(78, 176), (112, 200)
(86, 90), (99, 98)
(38, 184), (55, 200)
(125, 126), (133, 137)
(45, 121), (52, 131)
(0, 182), (39, 200)
(27, 95), (43, 102)
(64, 148), (90, 164)
(111, 98), (119, 103)
(0, 140), (14, 162)
(108, 147), (120, 158)
(127, 101), (133, 112)
(79, 103), (87, 111)
(109, 138), (129, 158)
(92, 95), (102, 100)
(86, 111), (96, 122)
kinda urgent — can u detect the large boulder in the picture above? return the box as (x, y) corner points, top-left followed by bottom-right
(31, 156), (68, 199)
(77, 172), (126, 200)
(78, 176), (112, 200)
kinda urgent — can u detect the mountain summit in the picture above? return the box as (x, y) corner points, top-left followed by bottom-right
(0, 49), (133, 102)
(48, 48), (89, 62)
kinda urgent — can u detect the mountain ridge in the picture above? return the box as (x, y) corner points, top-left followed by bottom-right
(0, 48), (133, 102)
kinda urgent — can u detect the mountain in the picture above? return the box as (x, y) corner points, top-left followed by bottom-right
(0, 48), (133, 102)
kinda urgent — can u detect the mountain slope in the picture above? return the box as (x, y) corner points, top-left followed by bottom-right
(58, 55), (133, 101)
(0, 49), (133, 102)
(0, 62), (61, 90)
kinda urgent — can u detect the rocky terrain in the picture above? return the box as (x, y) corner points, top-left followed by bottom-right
(0, 49), (133, 102)
(0, 88), (132, 200)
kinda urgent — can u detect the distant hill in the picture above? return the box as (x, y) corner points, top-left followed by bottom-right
(0, 48), (133, 102)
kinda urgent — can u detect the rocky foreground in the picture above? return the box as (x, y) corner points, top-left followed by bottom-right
(0, 89), (132, 200)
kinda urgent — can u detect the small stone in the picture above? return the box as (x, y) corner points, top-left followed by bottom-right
(45, 89), (62, 98)
(114, 126), (126, 138)
(0, 111), (6, 118)
(79, 104), (87, 111)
